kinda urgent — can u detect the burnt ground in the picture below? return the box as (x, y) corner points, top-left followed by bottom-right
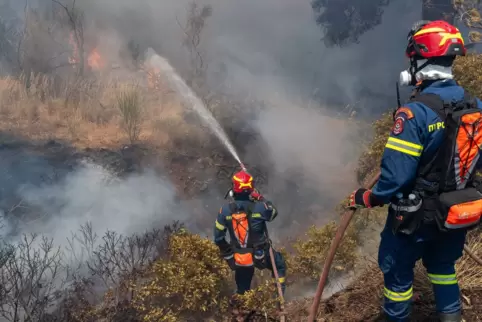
(0, 126), (263, 238)
(230, 284), (482, 321)
(0, 135), (156, 237)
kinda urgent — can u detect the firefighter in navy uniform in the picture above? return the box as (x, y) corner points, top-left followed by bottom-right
(348, 20), (482, 322)
(214, 170), (287, 296)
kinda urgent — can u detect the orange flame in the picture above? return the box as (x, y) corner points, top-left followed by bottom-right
(87, 48), (104, 70)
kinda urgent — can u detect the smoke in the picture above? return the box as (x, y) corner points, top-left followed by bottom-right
(0, 0), (436, 314)
(0, 0), (427, 230)
(7, 161), (184, 245)
(65, 0), (420, 219)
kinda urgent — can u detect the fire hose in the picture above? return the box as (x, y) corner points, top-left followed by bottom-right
(265, 225), (287, 322)
(307, 170), (482, 321)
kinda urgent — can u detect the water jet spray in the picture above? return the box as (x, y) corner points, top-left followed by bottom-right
(145, 49), (245, 170)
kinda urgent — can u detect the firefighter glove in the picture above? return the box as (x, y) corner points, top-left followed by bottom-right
(348, 188), (380, 209)
(250, 189), (264, 201)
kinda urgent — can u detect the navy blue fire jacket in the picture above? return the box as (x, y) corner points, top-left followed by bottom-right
(372, 79), (482, 203)
(214, 198), (278, 246)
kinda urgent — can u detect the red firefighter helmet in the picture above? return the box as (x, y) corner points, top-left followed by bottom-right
(405, 20), (466, 59)
(232, 170), (254, 194)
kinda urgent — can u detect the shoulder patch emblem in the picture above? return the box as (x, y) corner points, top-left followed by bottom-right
(395, 107), (414, 120)
(392, 116), (405, 136)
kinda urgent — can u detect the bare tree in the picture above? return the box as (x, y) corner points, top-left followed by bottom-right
(177, 1), (213, 108)
(65, 222), (98, 267)
(178, 2), (212, 83)
(52, 0), (85, 77)
(0, 234), (63, 322)
(54, 222), (184, 320)
(87, 230), (160, 284)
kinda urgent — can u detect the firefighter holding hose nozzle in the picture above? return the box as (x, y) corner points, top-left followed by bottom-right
(348, 20), (482, 322)
(213, 169), (286, 300)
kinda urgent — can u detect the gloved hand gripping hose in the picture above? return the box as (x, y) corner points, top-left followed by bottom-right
(307, 171), (482, 321)
(307, 171), (381, 321)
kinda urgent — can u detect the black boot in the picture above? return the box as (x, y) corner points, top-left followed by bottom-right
(438, 312), (462, 322)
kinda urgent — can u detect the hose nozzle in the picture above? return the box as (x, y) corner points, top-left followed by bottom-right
(240, 163), (247, 171)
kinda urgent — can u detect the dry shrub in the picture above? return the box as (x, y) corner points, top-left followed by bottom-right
(453, 54), (482, 98)
(305, 260), (437, 322)
(457, 228), (482, 289)
(356, 112), (393, 184)
(117, 85), (143, 144)
(0, 71), (186, 148)
(288, 223), (358, 280)
(237, 280), (280, 316)
(132, 231), (232, 321)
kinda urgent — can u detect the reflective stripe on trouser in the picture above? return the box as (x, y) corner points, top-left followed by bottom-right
(426, 271), (462, 314)
(428, 273), (457, 285)
(379, 213), (466, 320)
(384, 286), (413, 302)
(382, 285), (413, 322)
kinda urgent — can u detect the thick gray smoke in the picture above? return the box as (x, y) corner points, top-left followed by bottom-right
(5, 161), (184, 245)
(0, 0), (425, 228)
(0, 0), (436, 316)
(0, 0), (427, 234)
(68, 0), (420, 112)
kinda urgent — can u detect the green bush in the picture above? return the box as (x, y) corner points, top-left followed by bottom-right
(132, 232), (232, 321)
(288, 223), (358, 280)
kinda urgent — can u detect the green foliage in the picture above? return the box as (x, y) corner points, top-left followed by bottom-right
(288, 223), (358, 280)
(132, 232), (232, 321)
(311, 0), (390, 47)
(237, 280), (279, 315)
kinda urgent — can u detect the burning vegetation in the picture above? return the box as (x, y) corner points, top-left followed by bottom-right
(0, 1), (479, 322)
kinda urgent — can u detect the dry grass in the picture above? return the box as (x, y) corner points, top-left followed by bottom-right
(453, 54), (482, 98)
(282, 229), (482, 321)
(0, 72), (205, 150)
(458, 229), (482, 289)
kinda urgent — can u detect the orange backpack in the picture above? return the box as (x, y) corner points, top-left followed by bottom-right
(228, 203), (255, 267)
(413, 91), (482, 231)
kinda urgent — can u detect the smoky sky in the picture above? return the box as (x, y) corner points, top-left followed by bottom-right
(17, 0), (422, 116)
(0, 0), (425, 230)
(0, 0), (429, 239)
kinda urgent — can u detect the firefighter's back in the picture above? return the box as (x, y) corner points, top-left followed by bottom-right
(406, 80), (482, 169)
(218, 199), (274, 238)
